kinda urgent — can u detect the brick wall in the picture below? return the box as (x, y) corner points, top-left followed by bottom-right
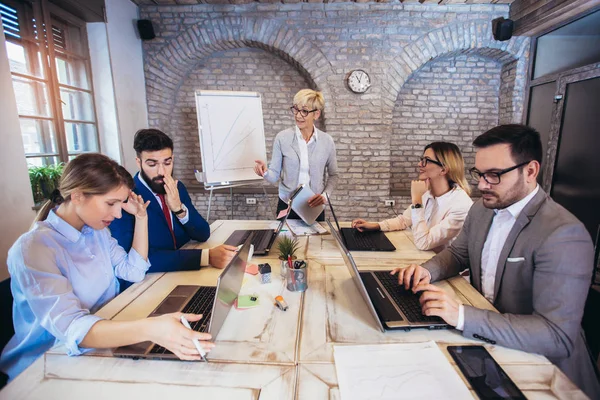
(391, 54), (502, 193)
(140, 3), (530, 223)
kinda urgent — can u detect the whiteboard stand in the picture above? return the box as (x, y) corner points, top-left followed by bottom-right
(201, 179), (264, 221)
(194, 90), (269, 221)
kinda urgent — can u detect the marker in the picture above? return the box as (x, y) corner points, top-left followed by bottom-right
(180, 316), (208, 362)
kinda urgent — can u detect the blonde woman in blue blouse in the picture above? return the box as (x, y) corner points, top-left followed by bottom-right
(0, 154), (214, 382)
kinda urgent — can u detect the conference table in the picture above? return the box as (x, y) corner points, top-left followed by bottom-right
(0, 220), (587, 399)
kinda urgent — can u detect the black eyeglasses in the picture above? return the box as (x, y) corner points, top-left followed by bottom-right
(419, 156), (444, 168)
(290, 106), (318, 117)
(470, 161), (531, 185)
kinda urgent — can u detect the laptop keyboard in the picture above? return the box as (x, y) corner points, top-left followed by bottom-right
(344, 229), (378, 249)
(227, 230), (271, 247)
(373, 271), (444, 324)
(149, 286), (216, 355)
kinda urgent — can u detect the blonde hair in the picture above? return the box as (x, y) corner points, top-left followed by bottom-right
(425, 142), (471, 196)
(293, 89), (325, 111)
(34, 153), (134, 225)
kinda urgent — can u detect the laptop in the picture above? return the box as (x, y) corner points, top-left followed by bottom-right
(113, 234), (253, 360)
(327, 219), (448, 331)
(224, 185), (302, 255)
(326, 193), (396, 252)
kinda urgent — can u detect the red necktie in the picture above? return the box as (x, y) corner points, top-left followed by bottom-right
(158, 194), (176, 249)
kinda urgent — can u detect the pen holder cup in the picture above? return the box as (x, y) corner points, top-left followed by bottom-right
(286, 261), (308, 292)
(280, 258), (296, 279)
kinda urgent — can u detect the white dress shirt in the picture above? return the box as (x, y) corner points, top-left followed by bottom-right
(295, 126), (317, 187)
(379, 186), (473, 253)
(456, 185), (540, 330)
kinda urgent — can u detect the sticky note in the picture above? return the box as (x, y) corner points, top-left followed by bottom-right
(245, 263), (259, 275)
(236, 294), (260, 309)
(277, 207), (290, 219)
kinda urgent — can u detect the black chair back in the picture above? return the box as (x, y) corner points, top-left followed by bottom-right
(0, 277), (14, 389)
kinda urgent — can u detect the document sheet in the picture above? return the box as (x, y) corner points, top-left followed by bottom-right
(333, 341), (471, 400)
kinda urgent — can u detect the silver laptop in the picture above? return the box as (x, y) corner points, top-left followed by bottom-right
(327, 219), (448, 331)
(113, 234), (253, 360)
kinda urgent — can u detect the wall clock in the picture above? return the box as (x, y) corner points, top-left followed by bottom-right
(347, 69), (371, 93)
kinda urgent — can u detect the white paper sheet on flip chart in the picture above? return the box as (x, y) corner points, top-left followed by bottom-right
(333, 341), (471, 400)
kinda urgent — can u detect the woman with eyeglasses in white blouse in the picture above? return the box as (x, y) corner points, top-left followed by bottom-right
(352, 142), (473, 253)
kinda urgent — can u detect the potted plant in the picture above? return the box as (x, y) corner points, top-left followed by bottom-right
(277, 235), (300, 278)
(28, 163), (64, 204)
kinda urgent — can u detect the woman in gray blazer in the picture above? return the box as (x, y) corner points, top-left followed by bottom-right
(254, 89), (338, 221)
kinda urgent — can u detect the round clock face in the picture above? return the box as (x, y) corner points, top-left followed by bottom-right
(347, 69), (371, 93)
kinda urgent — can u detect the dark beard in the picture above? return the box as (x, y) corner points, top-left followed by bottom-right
(140, 168), (167, 195)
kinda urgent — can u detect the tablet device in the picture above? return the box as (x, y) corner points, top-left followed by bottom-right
(290, 184), (324, 225)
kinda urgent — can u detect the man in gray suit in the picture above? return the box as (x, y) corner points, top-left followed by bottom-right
(394, 124), (600, 398)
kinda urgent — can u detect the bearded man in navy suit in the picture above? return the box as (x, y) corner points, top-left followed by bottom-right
(110, 129), (236, 282)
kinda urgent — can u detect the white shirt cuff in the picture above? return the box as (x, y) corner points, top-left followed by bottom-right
(200, 249), (210, 267)
(456, 304), (465, 330)
(424, 268), (432, 282)
(176, 204), (190, 224)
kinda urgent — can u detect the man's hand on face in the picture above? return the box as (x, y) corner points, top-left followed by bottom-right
(163, 174), (183, 212)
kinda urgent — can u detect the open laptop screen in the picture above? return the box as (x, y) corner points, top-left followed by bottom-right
(326, 219), (385, 332)
(209, 234), (253, 338)
(325, 193), (343, 234)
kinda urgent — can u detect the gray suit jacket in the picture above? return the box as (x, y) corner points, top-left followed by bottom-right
(423, 188), (600, 398)
(264, 127), (338, 201)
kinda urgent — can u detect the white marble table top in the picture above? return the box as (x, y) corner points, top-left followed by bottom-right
(1, 220), (587, 400)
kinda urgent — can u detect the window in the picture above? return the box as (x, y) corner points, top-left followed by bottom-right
(532, 10), (600, 80)
(1, 0), (98, 167)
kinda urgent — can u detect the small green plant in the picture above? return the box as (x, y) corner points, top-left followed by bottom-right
(28, 163), (65, 204)
(277, 236), (300, 260)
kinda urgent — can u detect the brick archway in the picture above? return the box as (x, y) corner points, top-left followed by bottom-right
(382, 19), (530, 120)
(144, 16), (335, 129)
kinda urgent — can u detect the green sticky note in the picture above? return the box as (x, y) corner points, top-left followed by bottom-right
(236, 294), (260, 309)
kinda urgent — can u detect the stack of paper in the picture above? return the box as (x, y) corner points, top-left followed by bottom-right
(333, 341), (471, 400)
(286, 219), (327, 236)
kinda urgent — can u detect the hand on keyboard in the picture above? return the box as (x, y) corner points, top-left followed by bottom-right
(351, 219), (380, 232)
(415, 284), (459, 327)
(390, 264), (431, 292)
(146, 312), (215, 360)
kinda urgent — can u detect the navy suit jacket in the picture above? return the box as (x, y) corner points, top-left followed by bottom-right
(110, 173), (210, 274)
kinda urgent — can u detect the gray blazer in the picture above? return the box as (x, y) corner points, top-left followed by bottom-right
(264, 127), (338, 201)
(423, 188), (600, 399)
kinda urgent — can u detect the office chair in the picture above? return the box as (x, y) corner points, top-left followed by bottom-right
(0, 277), (13, 389)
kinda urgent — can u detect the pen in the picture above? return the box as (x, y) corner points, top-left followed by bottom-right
(288, 255), (293, 269)
(180, 316), (208, 362)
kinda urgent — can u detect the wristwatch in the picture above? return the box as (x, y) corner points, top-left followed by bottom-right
(173, 207), (186, 215)
(411, 203), (422, 209)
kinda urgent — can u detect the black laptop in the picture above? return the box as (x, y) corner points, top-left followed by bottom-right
(326, 194), (396, 252)
(113, 235), (253, 360)
(327, 220), (448, 331)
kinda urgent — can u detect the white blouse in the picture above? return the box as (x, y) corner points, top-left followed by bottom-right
(379, 186), (473, 253)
